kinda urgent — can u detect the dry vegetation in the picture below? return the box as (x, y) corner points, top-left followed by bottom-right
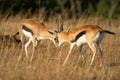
(0, 16), (120, 80)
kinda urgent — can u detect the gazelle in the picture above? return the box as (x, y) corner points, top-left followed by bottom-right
(14, 18), (58, 61)
(55, 18), (115, 65)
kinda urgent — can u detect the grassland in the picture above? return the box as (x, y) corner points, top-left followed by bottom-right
(0, 16), (120, 80)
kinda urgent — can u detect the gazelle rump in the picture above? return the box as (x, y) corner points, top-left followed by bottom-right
(55, 18), (115, 65)
(14, 19), (57, 61)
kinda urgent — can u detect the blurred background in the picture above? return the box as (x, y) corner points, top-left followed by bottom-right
(0, 1), (120, 80)
(0, 0), (119, 20)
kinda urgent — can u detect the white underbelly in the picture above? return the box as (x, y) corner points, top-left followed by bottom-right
(36, 36), (45, 40)
(94, 32), (104, 42)
(36, 36), (51, 41)
(94, 32), (102, 41)
(76, 35), (87, 46)
(22, 30), (50, 41)
(22, 30), (32, 38)
(76, 32), (104, 47)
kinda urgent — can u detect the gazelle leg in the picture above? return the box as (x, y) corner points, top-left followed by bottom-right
(25, 38), (32, 57)
(96, 41), (103, 66)
(97, 32), (104, 57)
(88, 42), (96, 65)
(63, 43), (75, 65)
(77, 45), (86, 65)
(96, 41), (103, 58)
(20, 33), (24, 49)
(96, 32), (104, 66)
(30, 37), (37, 61)
(79, 45), (85, 61)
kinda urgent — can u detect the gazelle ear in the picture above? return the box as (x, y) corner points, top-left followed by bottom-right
(54, 30), (59, 33)
(48, 30), (54, 35)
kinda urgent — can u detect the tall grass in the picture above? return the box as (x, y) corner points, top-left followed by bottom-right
(0, 16), (120, 80)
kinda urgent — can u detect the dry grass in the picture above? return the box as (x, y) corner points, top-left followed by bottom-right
(0, 16), (120, 80)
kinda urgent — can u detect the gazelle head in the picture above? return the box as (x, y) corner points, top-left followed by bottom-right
(54, 16), (69, 47)
(47, 29), (59, 46)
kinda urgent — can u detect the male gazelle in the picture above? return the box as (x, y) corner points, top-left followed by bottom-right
(55, 18), (115, 65)
(14, 19), (57, 61)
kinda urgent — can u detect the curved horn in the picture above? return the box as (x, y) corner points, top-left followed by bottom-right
(60, 16), (64, 32)
(66, 27), (70, 33)
(55, 16), (59, 32)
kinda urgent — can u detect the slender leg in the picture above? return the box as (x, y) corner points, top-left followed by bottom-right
(79, 45), (85, 61)
(96, 33), (104, 66)
(30, 37), (37, 61)
(20, 33), (24, 49)
(88, 42), (96, 65)
(25, 38), (32, 57)
(63, 43), (75, 65)
(77, 45), (86, 65)
(96, 41), (103, 66)
(20, 33), (25, 58)
(96, 41), (103, 58)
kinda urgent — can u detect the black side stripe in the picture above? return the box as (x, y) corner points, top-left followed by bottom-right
(22, 25), (33, 35)
(71, 31), (85, 43)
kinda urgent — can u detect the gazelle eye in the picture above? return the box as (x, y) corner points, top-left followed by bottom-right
(54, 37), (59, 43)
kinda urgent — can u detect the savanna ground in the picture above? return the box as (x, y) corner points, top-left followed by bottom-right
(0, 16), (120, 80)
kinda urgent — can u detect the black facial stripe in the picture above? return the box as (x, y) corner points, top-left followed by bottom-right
(71, 31), (85, 43)
(22, 25), (33, 35)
